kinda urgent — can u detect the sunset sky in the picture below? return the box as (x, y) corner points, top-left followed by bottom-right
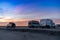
(0, 0), (60, 26)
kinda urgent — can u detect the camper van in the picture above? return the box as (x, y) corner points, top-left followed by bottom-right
(40, 19), (55, 28)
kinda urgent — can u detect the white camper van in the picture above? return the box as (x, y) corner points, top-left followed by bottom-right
(40, 19), (55, 28)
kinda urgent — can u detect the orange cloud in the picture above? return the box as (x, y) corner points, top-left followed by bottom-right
(0, 18), (60, 26)
(0, 18), (39, 26)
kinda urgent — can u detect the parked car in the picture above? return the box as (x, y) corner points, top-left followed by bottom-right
(6, 22), (16, 29)
(56, 24), (60, 27)
(28, 20), (40, 28)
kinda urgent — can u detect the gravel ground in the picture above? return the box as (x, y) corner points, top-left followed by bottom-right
(0, 30), (60, 40)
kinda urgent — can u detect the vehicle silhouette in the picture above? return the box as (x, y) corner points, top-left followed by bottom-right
(28, 20), (40, 28)
(6, 22), (16, 29)
(40, 19), (55, 28)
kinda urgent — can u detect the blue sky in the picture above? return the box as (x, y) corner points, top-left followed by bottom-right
(0, 0), (60, 26)
(0, 0), (59, 23)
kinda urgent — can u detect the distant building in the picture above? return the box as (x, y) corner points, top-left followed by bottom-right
(40, 19), (55, 28)
(6, 22), (16, 29)
(28, 20), (40, 28)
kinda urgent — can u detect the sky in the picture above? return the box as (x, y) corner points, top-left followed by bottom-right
(0, 0), (60, 26)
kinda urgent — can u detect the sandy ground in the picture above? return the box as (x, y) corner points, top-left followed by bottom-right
(0, 30), (60, 40)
